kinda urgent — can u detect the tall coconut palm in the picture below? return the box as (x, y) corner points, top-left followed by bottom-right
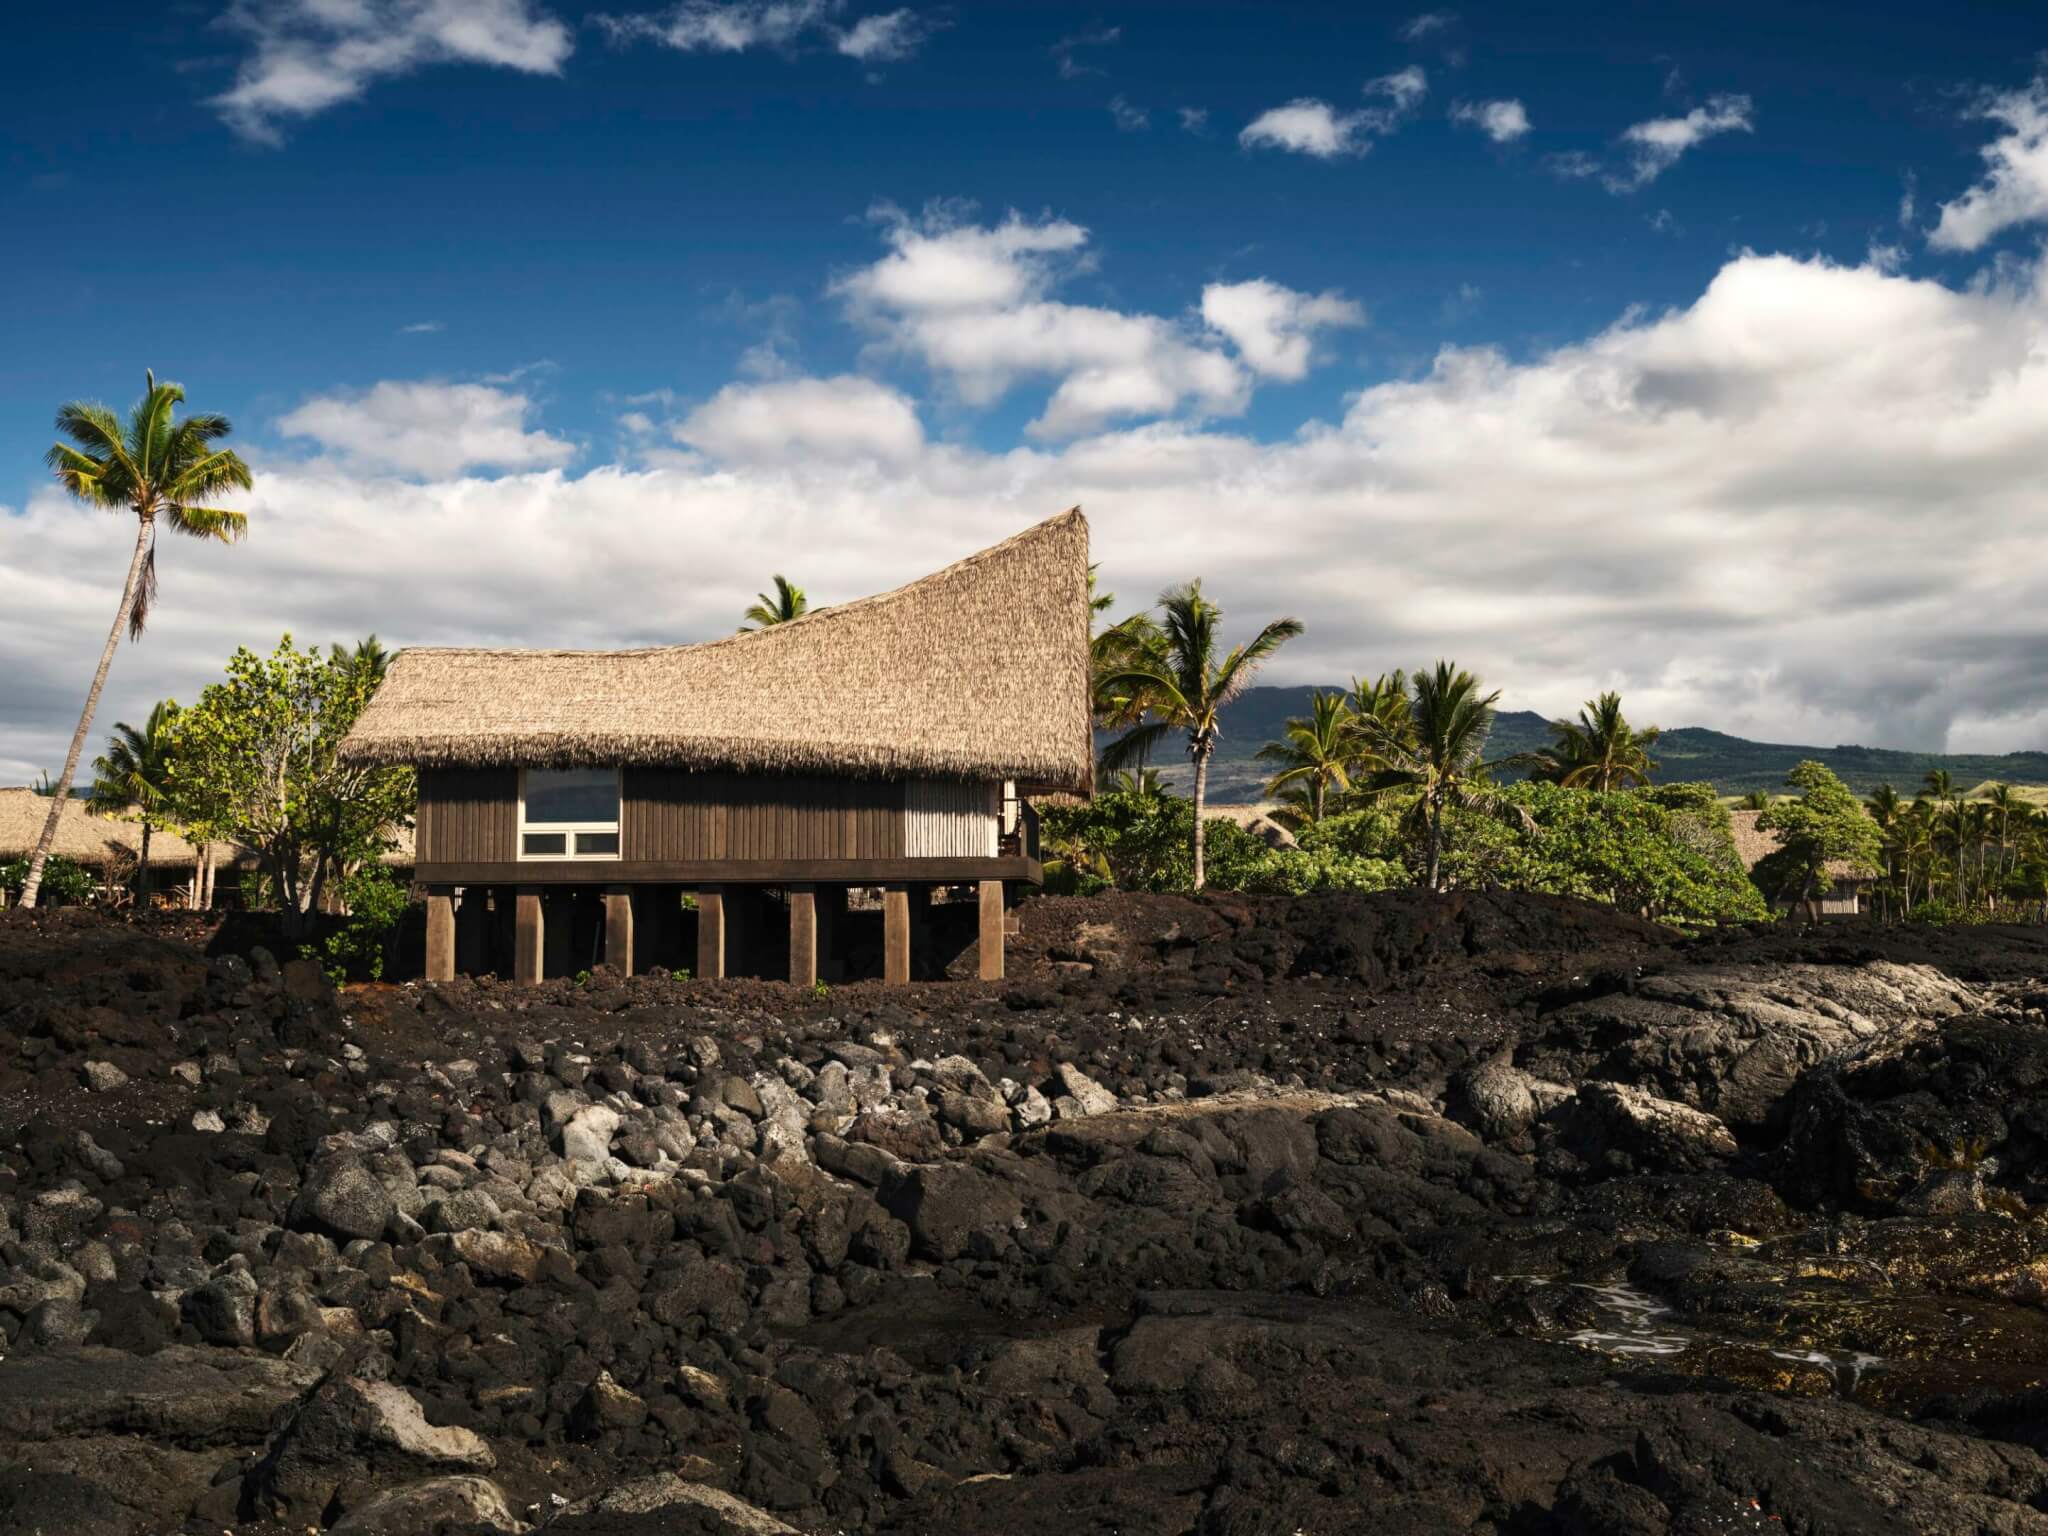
(1537, 691), (1660, 790)
(1349, 670), (1414, 762)
(1255, 690), (1357, 822)
(741, 576), (807, 631)
(87, 701), (181, 904)
(1867, 783), (1904, 921)
(1088, 568), (1165, 747)
(1986, 783), (2022, 885)
(1357, 661), (1532, 892)
(19, 373), (251, 909)
(1098, 582), (1303, 891)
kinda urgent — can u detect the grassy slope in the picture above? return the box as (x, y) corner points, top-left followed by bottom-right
(1100, 686), (2048, 802)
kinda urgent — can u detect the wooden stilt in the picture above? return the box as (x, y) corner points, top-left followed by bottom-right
(817, 885), (846, 981)
(883, 882), (913, 985)
(978, 879), (1005, 982)
(787, 885), (818, 989)
(514, 888), (544, 984)
(604, 885), (635, 977)
(696, 886), (726, 981)
(426, 887), (456, 982)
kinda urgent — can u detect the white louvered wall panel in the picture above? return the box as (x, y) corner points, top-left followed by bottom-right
(904, 780), (999, 858)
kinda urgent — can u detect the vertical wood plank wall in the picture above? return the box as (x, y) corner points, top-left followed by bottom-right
(418, 769), (1004, 865)
(904, 780), (1000, 857)
(417, 768), (518, 862)
(623, 770), (909, 861)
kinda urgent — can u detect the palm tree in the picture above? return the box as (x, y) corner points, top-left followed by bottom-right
(1738, 789), (1772, 811)
(1098, 581), (1303, 890)
(1256, 690), (1356, 822)
(1986, 783), (2022, 886)
(1356, 661), (1532, 892)
(1537, 691), (1660, 790)
(1088, 568), (1165, 745)
(19, 372), (251, 909)
(331, 634), (391, 685)
(1867, 783), (1904, 921)
(31, 771), (58, 797)
(741, 575), (807, 630)
(87, 701), (181, 904)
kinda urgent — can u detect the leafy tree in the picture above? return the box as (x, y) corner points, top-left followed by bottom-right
(304, 864), (409, 983)
(1738, 789), (1772, 811)
(1536, 691), (1659, 790)
(741, 575), (807, 630)
(1754, 760), (1881, 910)
(1256, 690), (1356, 822)
(168, 636), (414, 935)
(1356, 661), (1532, 892)
(86, 700), (181, 903)
(1097, 582), (1302, 890)
(19, 372), (251, 908)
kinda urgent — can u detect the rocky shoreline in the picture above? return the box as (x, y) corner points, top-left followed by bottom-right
(5, 892), (2048, 1533)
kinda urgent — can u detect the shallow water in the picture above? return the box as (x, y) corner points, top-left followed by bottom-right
(1520, 1278), (1888, 1395)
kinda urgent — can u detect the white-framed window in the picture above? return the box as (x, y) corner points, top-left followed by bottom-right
(518, 767), (621, 860)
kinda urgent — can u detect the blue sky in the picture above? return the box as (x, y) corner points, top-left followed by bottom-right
(5, 1), (2048, 780)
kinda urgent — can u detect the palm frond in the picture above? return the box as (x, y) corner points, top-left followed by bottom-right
(1099, 719), (1171, 777)
(163, 504), (249, 543)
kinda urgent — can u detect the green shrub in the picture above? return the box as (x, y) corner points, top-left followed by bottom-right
(1040, 791), (1403, 896)
(0, 854), (94, 907)
(302, 864), (410, 984)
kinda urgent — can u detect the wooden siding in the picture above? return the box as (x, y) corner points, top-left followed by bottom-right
(905, 780), (998, 858)
(418, 768), (517, 863)
(624, 770), (904, 861)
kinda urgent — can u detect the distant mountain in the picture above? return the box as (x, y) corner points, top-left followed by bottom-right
(1096, 686), (2048, 802)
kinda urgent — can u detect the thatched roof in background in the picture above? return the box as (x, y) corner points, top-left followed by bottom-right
(1727, 809), (1867, 881)
(0, 788), (212, 870)
(339, 508), (1095, 793)
(0, 790), (414, 872)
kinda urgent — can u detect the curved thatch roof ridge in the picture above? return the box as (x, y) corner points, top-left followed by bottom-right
(338, 508), (1095, 792)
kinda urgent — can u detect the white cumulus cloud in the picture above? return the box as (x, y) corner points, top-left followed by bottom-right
(1611, 93), (1754, 191)
(277, 381), (576, 478)
(595, 0), (938, 62)
(1200, 280), (1365, 380)
(833, 206), (1261, 436)
(1453, 98), (1530, 143)
(211, 0), (573, 143)
(1242, 68), (1426, 159)
(676, 375), (924, 463)
(1931, 75), (2048, 252)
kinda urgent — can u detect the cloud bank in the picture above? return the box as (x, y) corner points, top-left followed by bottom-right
(9, 251), (2048, 786)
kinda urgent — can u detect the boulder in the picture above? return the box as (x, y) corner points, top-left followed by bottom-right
(288, 1156), (393, 1243)
(1452, 1061), (1537, 1142)
(248, 1376), (494, 1523)
(1053, 1063), (1119, 1117)
(328, 1475), (527, 1534)
(1572, 1082), (1739, 1170)
(451, 1229), (546, 1284)
(559, 1105), (622, 1163)
(561, 1473), (803, 1531)
(0, 1346), (320, 1444)
(880, 1162), (1023, 1261)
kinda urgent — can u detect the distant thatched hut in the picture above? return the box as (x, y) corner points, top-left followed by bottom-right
(1728, 808), (1872, 917)
(0, 787), (231, 907)
(337, 509), (1093, 984)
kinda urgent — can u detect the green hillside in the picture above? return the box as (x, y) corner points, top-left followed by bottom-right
(1100, 686), (2048, 802)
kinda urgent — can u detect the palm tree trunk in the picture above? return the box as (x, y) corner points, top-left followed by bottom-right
(1425, 795), (1444, 892)
(1192, 748), (1210, 892)
(20, 518), (150, 909)
(138, 820), (152, 907)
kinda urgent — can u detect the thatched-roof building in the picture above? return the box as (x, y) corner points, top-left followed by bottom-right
(1728, 808), (1871, 917)
(0, 787), (208, 876)
(340, 509), (1093, 985)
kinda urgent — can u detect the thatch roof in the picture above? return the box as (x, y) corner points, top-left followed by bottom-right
(1727, 809), (1868, 881)
(0, 788), (212, 870)
(0, 790), (413, 873)
(339, 508), (1095, 793)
